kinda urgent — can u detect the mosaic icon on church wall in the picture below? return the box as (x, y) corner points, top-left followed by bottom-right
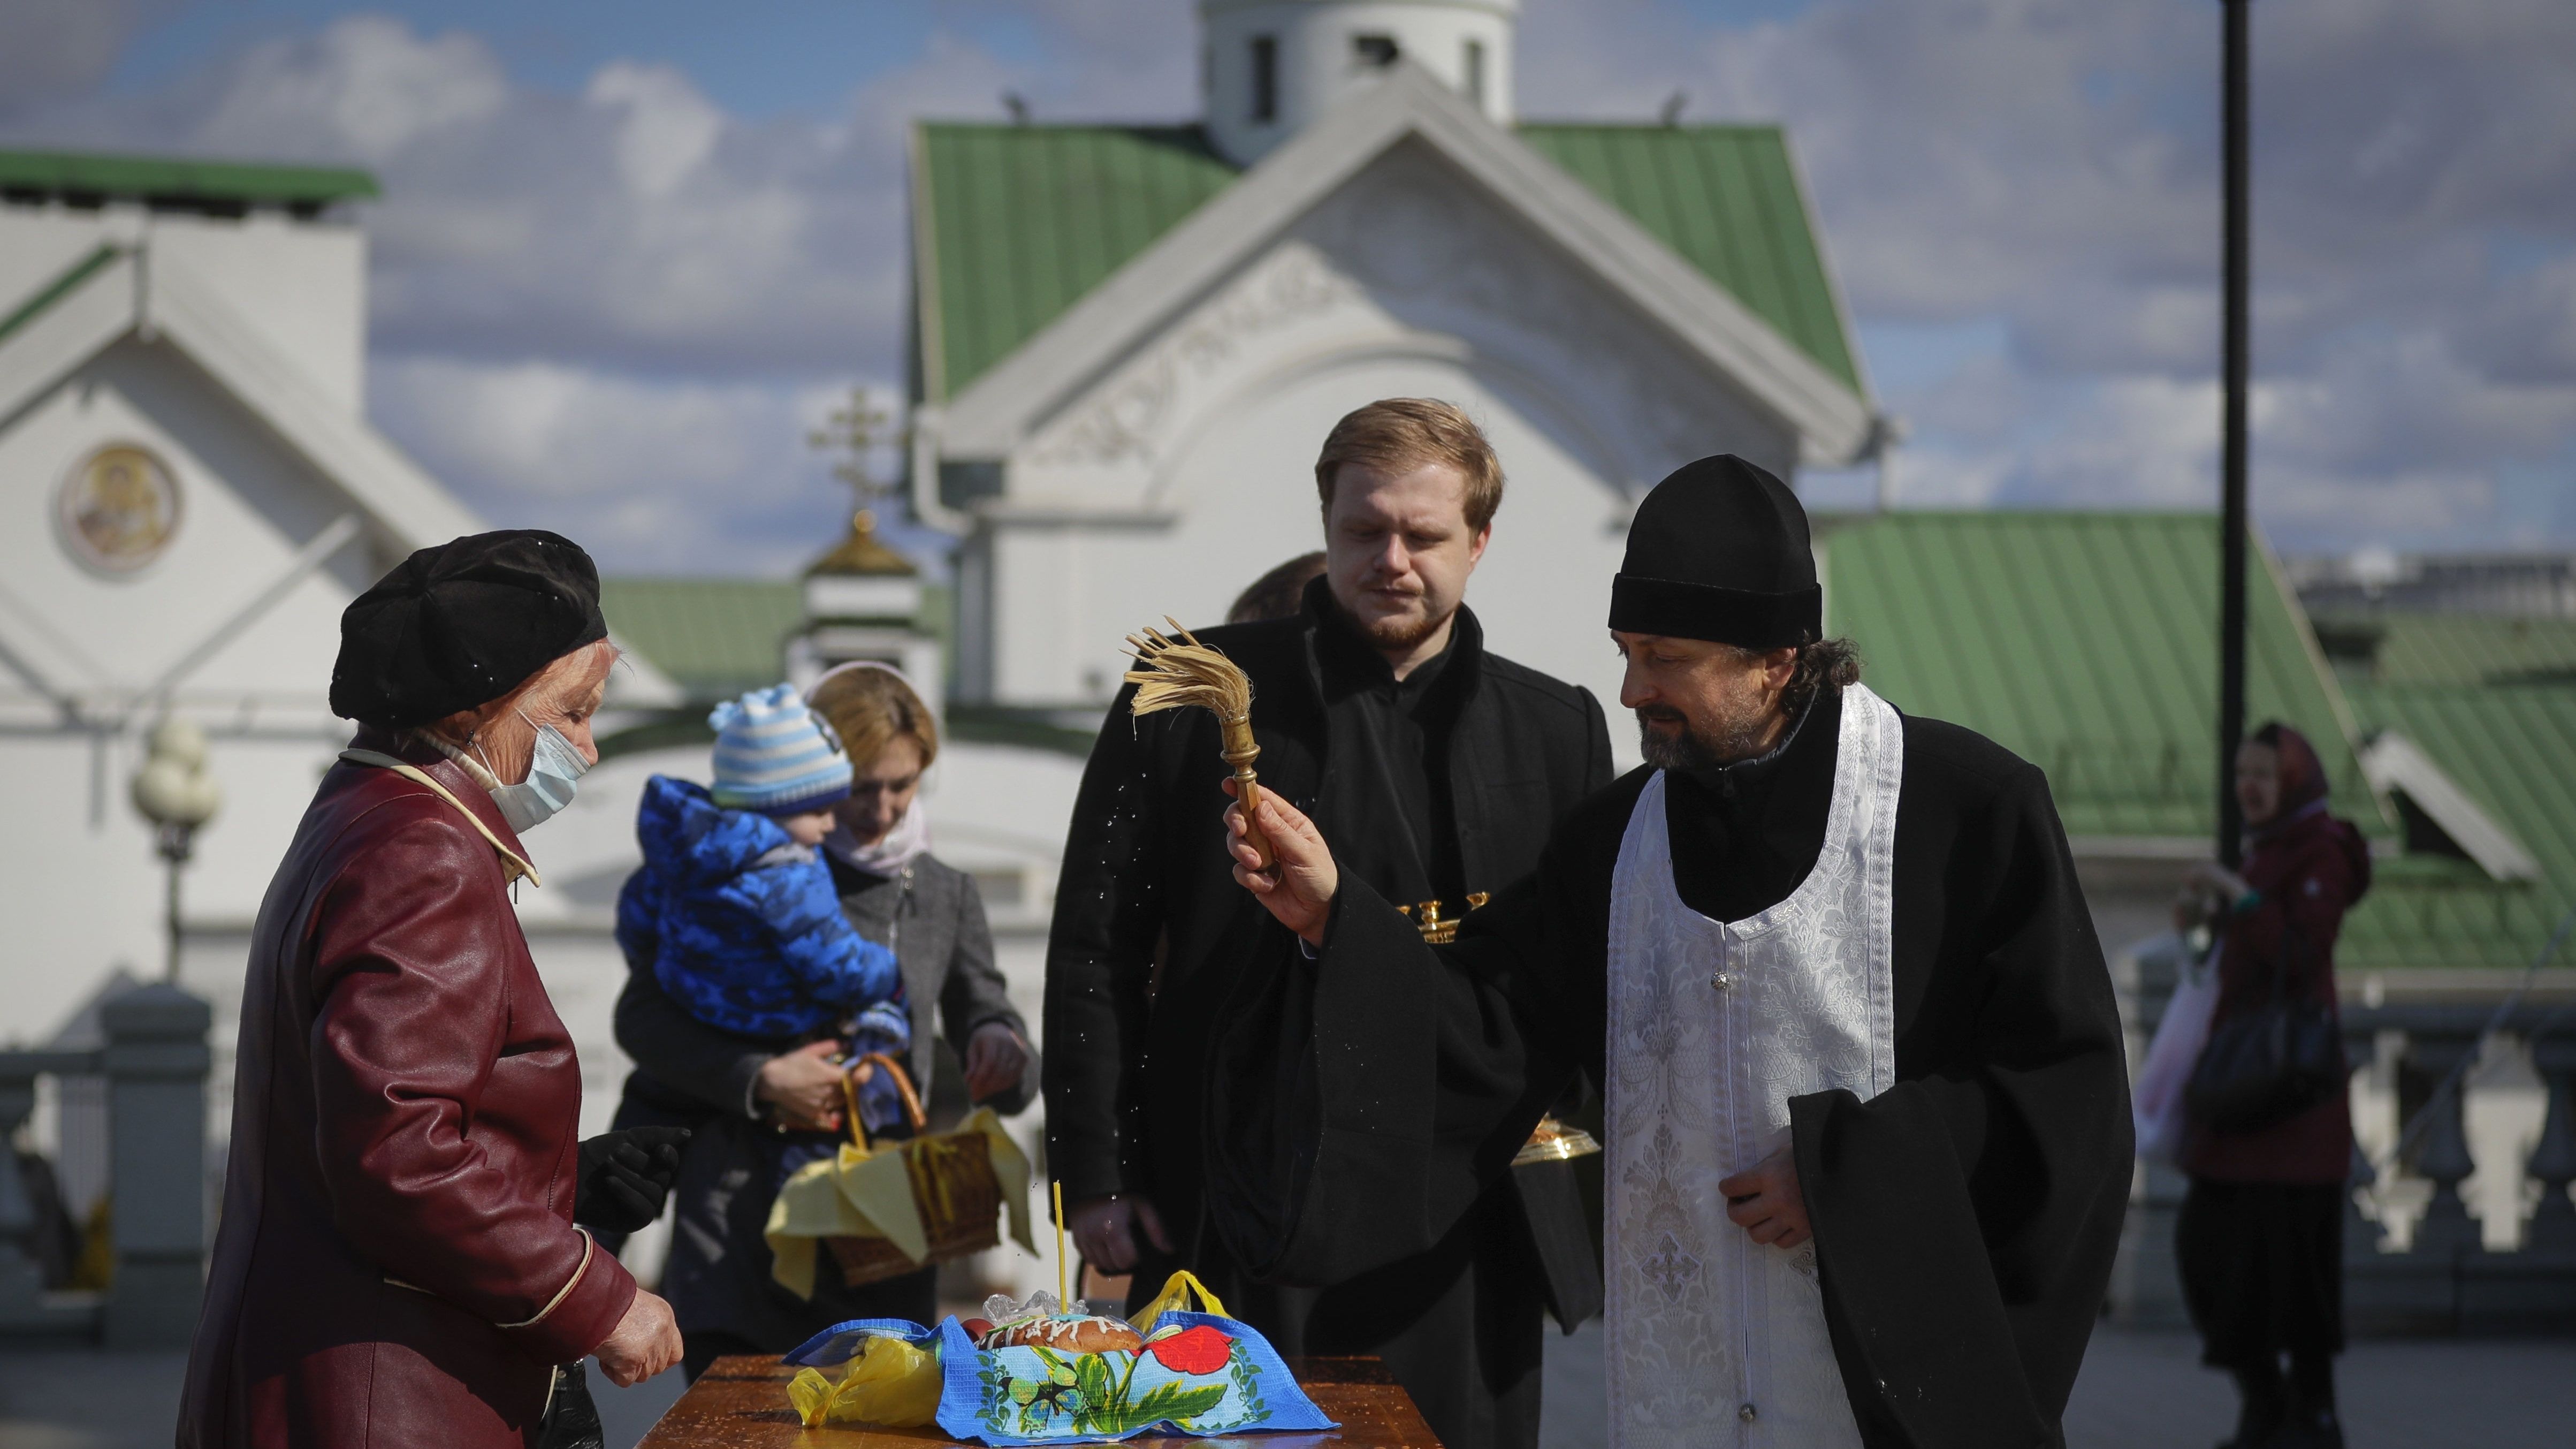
(57, 443), (180, 574)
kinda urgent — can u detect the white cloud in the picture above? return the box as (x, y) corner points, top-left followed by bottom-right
(0, 10), (1141, 572)
(0, 0), (181, 117)
(6, 1), (2570, 564)
(370, 357), (874, 575)
(188, 15), (510, 158)
(1520, 0), (2576, 552)
(6, 14), (959, 376)
(586, 62), (726, 199)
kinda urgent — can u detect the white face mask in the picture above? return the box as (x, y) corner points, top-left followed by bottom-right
(481, 712), (589, 833)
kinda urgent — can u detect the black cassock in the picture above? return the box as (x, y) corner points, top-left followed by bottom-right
(1045, 585), (1612, 1449)
(1207, 686), (2134, 1448)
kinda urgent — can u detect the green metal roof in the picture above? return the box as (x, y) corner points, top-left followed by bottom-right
(2339, 682), (2575, 969)
(912, 125), (1236, 402)
(2314, 612), (2576, 689)
(909, 121), (1859, 400)
(599, 578), (801, 703)
(1822, 510), (2576, 969)
(1821, 511), (2380, 841)
(1516, 125), (1857, 390)
(0, 149), (378, 211)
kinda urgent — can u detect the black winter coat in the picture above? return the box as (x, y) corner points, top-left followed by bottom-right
(615, 852), (1035, 1348)
(1043, 590), (1614, 1236)
(1205, 690), (2132, 1448)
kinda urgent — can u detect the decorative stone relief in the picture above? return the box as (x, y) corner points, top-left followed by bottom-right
(1020, 138), (1801, 496)
(1025, 244), (1364, 469)
(1304, 144), (1794, 488)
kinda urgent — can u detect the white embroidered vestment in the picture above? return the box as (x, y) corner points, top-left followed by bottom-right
(1603, 684), (1904, 1448)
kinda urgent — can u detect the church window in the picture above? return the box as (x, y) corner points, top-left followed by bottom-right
(1464, 39), (1487, 105)
(1251, 35), (1278, 122)
(1353, 34), (1400, 68)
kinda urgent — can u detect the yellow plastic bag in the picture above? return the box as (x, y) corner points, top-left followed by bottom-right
(787, 1333), (943, 1429)
(1130, 1269), (1231, 1337)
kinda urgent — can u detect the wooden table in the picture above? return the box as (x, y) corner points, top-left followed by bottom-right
(639, 1355), (1441, 1448)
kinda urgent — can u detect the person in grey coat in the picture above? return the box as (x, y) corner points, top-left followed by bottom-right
(612, 663), (1035, 1377)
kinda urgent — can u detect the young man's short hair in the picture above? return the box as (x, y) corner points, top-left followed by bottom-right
(1313, 398), (1505, 532)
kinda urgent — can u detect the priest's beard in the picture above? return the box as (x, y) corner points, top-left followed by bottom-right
(1636, 697), (1777, 773)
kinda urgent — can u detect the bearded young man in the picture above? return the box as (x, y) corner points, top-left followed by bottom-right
(1043, 398), (1613, 1449)
(1209, 456), (2132, 1449)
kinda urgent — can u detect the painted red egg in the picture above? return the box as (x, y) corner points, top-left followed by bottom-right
(961, 1317), (993, 1342)
(1144, 1324), (1232, 1376)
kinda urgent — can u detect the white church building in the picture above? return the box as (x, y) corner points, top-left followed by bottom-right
(0, 154), (685, 1040)
(909, 0), (1879, 727)
(0, 153), (744, 1228)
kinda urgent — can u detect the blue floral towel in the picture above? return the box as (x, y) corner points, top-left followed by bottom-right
(781, 1309), (1337, 1445)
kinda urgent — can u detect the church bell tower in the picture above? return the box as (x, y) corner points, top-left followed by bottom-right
(1200, 0), (1519, 166)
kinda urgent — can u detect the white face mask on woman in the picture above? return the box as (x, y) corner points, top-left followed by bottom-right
(480, 711), (590, 833)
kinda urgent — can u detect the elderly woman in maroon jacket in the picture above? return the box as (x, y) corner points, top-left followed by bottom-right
(181, 531), (687, 1449)
(2173, 722), (2372, 1449)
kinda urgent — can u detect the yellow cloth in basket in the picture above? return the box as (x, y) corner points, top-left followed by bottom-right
(764, 1105), (1035, 1298)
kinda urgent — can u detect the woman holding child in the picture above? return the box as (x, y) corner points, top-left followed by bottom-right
(614, 662), (1036, 1378)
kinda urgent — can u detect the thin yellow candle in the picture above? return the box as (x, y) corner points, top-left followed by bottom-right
(1052, 1179), (1069, 1309)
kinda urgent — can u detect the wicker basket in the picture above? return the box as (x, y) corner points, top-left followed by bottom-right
(822, 1053), (1007, 1287)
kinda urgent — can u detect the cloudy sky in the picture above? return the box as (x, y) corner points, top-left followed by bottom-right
(7, 0), (2572, 574)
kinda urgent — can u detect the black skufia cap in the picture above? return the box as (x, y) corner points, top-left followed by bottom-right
(1607, 455), (1821, 649)
(331, 529), (608, 729)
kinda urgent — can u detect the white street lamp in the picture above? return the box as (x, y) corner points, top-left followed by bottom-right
(129, 718), (222, 983)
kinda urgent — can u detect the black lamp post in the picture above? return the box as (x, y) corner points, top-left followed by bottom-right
(2216, 0), (2252, 868)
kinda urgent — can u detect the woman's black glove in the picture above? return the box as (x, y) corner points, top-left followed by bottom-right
(573, 1126), (691, 1234)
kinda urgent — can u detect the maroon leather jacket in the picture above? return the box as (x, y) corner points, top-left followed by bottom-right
(181, 732), (635, 1448)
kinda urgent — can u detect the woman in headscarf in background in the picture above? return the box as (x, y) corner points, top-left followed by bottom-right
(2172, 722), (2372, 1449)
(614, 661), (1037, 1377)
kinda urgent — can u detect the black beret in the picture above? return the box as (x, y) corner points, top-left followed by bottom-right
(331, 529), (608, 729)
(1607, 454), (1821, 650)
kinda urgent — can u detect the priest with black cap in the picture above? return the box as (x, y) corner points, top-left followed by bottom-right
(1204, 457), (2132, 1448)
(183, 530), (690, 1449)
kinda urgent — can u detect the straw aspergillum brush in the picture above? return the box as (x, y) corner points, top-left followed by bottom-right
(1124, 618), (1271, 870)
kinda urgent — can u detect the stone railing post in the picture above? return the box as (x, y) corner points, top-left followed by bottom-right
(0, 1048), (108, 1339)
(2403, 1031), (2483, 1262)
(0, 1056), (47, 1324)
(2526, 1034), (2576, 1257)
(99, 983), (212, 1349)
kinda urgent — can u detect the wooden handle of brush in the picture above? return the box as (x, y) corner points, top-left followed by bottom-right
(1220, 717), (1272, 871)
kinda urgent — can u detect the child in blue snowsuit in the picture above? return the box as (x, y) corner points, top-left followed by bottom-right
(615, 682), (910, 1182)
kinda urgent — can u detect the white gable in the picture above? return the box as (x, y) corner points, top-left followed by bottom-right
(931, 65), (1870, 727)
(0, 236), (682, 719)
(2359, 732), (2541, 882)
(0, 207), (367, 415)
(0, 205), (677, 1050)
(925, 63), (1873, 488)
(1004, 139), (1802, 515)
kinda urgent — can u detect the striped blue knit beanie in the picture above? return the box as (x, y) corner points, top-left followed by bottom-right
(707, 683), (852, 816)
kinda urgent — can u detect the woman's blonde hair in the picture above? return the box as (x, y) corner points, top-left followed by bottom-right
(807, 664), (939, 773)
